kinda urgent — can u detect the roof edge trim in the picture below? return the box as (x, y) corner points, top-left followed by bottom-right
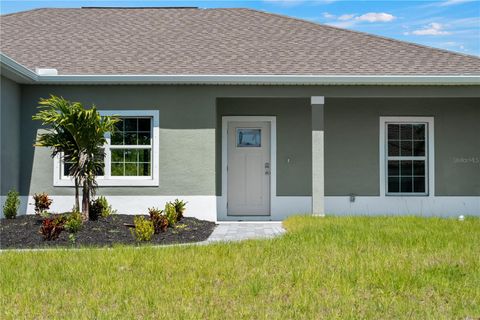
(1, 53), (479, 85)
(0, 53), (38, 82)
(33, 74), (480, 85)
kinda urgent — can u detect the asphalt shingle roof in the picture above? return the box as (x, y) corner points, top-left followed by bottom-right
(1, 7), (479, 75)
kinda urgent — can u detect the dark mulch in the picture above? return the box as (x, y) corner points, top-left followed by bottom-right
(0, 215), (216, 249)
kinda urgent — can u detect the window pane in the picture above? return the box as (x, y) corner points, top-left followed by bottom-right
(139, 149), (151, 162)
(124, 149), (138, 162)
(388, 177), (400, 193)
(114, 120), (124, 131)
(400, 160), (412, 176)
(413, 141), (425, 156)
(111, 163), (124, 176)
(388, 160), (399, 176)
(388, 124), (400, 140)
(111, 149), (124, 162)
(413, 161), (425, 176)
(414, 177), (426, 193)
(125, 163), (137, 176)
(237, 129), (261, 147)
(111, 132), (124, 145)
(413, 124), (425, 140)
(124, 118), (137, 131)
(64, 162), (72, 176)
(400, 177), (413, 193)
(138, 118), (151, 131)
(124, 132), (137, 145)
(400, 124), (412, 140)
(139, 163), (151, 176)
(400, 141), (413, 156)
(107, 117), (154, 177)
(138, 132), (151, 145)
(388, 141), (399, 157)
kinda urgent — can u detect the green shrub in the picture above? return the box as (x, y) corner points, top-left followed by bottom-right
(172, 199), (187, 221)
(131, 216), (154, 241)
(164, 202), (178, 227)
(40, 210), (51, 219)
(148, 207), (168, 233)
(33, 193), (53, 215)
(39, 215), (66, 241)
(3, 189), (20, 219)
(89, 196), (116, 220)
(64, 211), (83, 233)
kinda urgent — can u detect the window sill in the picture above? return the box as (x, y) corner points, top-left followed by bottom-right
(54, 178), (159, 187)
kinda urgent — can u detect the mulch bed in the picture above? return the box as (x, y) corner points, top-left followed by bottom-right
(0, 215), (216, 249)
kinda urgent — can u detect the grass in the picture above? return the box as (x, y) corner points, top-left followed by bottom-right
(1, 216), (479, 319)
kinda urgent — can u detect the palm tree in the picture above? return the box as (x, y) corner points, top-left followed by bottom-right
(33, 95), (118, 220)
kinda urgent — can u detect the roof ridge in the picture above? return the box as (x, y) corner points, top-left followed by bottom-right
(243, 8), (480, 60)
(0, 7), (50, 17)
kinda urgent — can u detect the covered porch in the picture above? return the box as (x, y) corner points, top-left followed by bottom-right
(216, 96), (324, 221)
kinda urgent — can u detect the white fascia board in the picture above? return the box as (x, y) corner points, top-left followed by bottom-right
(36, 74), (480, 85)
(0, 53), (37, 83)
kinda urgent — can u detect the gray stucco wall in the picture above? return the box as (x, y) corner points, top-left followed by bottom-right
(20, 85), (217, 196)
(325, 98), (480, 196)
(18, 85), (480, 198)
(217, 98), (312, 196)
(0, 76), (21, 195)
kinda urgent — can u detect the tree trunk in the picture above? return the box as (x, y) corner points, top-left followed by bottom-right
(74, 178), (80, 211)
(81, 181), (89, 221)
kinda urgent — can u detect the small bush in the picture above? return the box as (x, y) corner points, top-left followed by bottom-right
(33, 193), (53, 215)
(89, 196), (116, 220)
(148, 207), (168, 233)
(64, 211), (83, 233)
(40, 210), (51, 219)
(164, 202), (178, 227)
(172, 199), (187, 221)
(40, 215), (66, 241)
(131, 216), (154, 241)
(3, 189), (20, 219)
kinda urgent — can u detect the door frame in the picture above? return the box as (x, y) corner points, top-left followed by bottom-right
(219, 116), (277, 219)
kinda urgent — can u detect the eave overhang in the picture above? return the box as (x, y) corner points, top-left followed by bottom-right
(2, 53), (480, 86)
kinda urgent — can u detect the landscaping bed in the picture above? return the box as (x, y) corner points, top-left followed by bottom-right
(0, 214), (216, 249)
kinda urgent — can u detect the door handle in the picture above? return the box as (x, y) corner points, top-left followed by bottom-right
(265, 162), (270, 175)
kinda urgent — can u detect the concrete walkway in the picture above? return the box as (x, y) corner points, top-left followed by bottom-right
(206, 222), (285, 243)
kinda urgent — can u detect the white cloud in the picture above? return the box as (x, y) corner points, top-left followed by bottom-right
(407, 23), (452, 36)
(355, 12), (395, 23)
(323, 12), (336, 19)
(438, 0), (474, 6)
(326, 12), (396, 28)
(338, 14), (355, 21)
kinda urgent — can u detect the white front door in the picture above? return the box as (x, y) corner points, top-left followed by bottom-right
(227, 121), (271, 215)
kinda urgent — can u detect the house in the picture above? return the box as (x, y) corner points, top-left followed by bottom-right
(1, 7), (479, 221)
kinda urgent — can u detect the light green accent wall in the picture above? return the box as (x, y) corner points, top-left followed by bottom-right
(216, 98), (312, 196)
(0, 76), (21, 195)
(20, 86), (216, 196)
(324, 98), (480, 196)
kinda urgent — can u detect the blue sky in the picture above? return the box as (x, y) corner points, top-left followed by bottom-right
(1, 0), (479, 56)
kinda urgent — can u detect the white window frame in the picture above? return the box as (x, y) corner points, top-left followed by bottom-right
(54, 110), (159, 187)
(379, 116), (434, 197)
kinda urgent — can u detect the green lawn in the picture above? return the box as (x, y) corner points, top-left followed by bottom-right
(1, 216), (479, 319)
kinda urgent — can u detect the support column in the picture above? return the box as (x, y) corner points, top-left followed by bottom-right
(311, 96), (325, 215)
